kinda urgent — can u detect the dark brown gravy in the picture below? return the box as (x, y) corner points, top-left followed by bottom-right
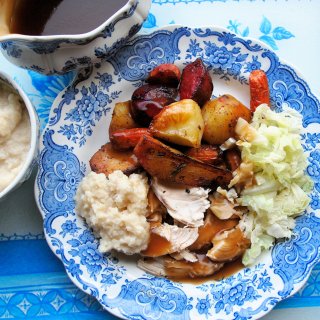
(8, 0), (128, 36)
(171, 258), (244, 285)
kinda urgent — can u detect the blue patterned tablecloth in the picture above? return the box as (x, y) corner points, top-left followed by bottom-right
(0, 1), (320, 319)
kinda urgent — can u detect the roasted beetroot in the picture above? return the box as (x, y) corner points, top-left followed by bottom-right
(179, 58), (213, 106)
(131, 84), (177, 126)
(147, 63), (181, 87)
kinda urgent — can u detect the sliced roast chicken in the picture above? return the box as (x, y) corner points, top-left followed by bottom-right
(207, 226), (251, 262)
(138, 255), (224, 279)
(151, 178), (210, 227)
(142, 223), (199, 257)
(139, 176), (251, 279)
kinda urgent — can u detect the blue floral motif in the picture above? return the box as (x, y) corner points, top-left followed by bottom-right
(59, 219), (81, 238)
(273, 26), (294, 41)
(204, 42), (235, 67)
(186, 39), (203, 59)
(259, 16), (294, 50)
(43, 157), (81, 202)
(91, 1), (142, 63)
(128, 41), (165, 72)
(143, 12), (157, 28)
(95, 72), (114, 91)
(209, 264), (269, 315)
(61, 79), (119, 147)
(108, 28), (190, 82)
(95, 31), (140, 62)
(234, 297), (279, 320)
(31, 41), (62, 54)
(104, 277), (192, 319)
(186, 38), (249, 83)
(68, 232), (103, 281)
(301, 133), (320, 151)
(54, 228), (125, 286)
(101, 273), (119, 286)
(49, 67), (93, 127)
(100, 254), (125, 288)
(271, 79), (304, 113)
(307, 150), (320, 183)
(266, 63), (320, 126)
(196, 295), (211, 317)
(65, 258), (83, 278)
(38, 130), (85, 235)
(63, 229), (124, 286)
(193, 29), (262, 51)
(227, 20), (249, 37)
(309, 192), (320, 210)
(244, 56), (261, 73)
(1, 41), (22, 58)
(227, 17), (294, 51)
(272, 213), (320, 297)
(29, 65), (45, 73)
(27, 71), (75, 130)
(257, 271), (273, 292)
(58, 124), (76, 140)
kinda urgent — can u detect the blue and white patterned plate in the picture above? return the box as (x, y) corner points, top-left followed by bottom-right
(35, 25), (320, 320)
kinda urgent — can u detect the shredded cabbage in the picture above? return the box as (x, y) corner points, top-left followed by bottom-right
(234, 104), (313, 265)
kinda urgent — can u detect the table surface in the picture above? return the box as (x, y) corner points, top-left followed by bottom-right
(1, 1), (320, 319)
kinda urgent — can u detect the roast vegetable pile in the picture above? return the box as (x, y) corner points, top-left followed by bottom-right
(76, 58), (312, 280)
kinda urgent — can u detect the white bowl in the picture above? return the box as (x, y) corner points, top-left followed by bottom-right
(0, 72), (39, 201)
(0, 0), (151, 75)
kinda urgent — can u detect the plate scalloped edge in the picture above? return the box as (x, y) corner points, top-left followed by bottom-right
(34, 25), (320, 320)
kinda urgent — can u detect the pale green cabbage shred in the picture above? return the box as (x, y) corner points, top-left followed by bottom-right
(234, 104), (313, 265)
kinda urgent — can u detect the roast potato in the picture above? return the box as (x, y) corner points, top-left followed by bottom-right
(90, 143), (140, 176)
(150, 99), (204, 148)
(108, 101), (137, 135)
(202, 95), (252, 145)
(133, 135), (232, 187)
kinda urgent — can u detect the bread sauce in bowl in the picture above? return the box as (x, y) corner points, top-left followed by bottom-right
(0, 72), (38, 201)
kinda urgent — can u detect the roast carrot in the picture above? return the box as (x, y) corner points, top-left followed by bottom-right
(110, 128), (151, 150)
(249, 70), (270, 112)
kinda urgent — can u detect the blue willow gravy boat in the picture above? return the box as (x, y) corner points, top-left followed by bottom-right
(0, 0), (151, 75)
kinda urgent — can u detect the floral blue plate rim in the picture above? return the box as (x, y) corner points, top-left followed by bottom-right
(35, 25), (320, 320)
